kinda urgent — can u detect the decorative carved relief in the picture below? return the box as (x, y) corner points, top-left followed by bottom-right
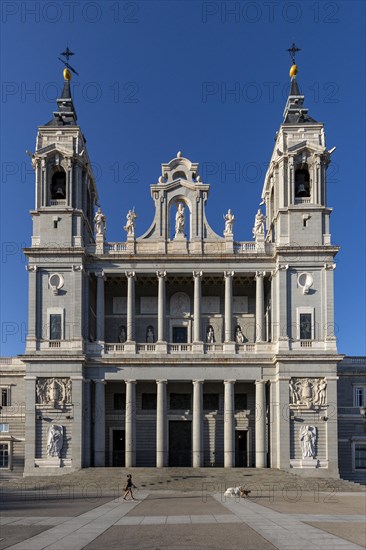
(46, 424), (64, 458)
(36, 378), (72, 406)
(170, 292), (190, 317)
(299, 425), (317, 458)
(297, 272), (313, 294)
(289, 378), (327, 407)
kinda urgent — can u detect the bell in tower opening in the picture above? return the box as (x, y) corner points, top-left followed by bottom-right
(51, 170), (66, 200)
(294, 167), (310, 198)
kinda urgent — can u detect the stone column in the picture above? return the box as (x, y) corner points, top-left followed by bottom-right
(83, 380), (91, 467)
(255, 271), (265, 343)
(94, 380), (106, 466)
(125, 271), (136, 342)
(255, 379), (267, 468)
(24, 376), (36, 473)
(193, 271), (203, 342)
(125, 380), (137, 467)
(26, 265), (37, 351)
(156, 380), (167, 467)
(192, 379), (204, 467)
(71, 376), (83, 469)
(157, 271), (167, 342)
(224, 380), (235, 468)
(224, 271), (234, 342)
(96, 271), (105, 341)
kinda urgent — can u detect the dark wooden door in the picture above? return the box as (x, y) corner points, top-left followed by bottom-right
(113, 430), (125, 467)
(235, 430), (248, 467)
(169, 421), (192, 466)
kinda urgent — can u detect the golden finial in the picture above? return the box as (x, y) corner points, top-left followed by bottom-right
(63, 68), (72, 81)
(289, 64), (298, 78)
(287, 42), (301, 78)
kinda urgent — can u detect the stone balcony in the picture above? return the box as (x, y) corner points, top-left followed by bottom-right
(86, 240), (274, 256)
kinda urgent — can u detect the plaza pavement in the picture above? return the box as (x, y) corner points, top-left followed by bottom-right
(0, 469), (365, 549)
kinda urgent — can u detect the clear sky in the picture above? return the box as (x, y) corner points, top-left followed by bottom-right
(1, 0), (365, 357)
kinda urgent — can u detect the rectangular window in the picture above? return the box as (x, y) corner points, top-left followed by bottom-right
(50, 314), (62, 340)
(170, 393), (191, 410)
(1, 388), (8, 407)
(235, 394), (247, 411)
(354, 387), (365, 407)
(0, 444), (9, 468)
(355, 444), (366, 469)
(0, 424), (9, 432)
(141, 393), (157, 410)
(113, 393), (125, 410)
(203, 394), (219, 411)
(172, 327), (188, 343)
(299, 313), (312, 340)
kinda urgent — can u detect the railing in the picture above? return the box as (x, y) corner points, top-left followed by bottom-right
(49, 341), (61, 348)
(204, 343), (224, 353)
(137, 344), (156, 353)
(49, 200), (67, 206)
(168, 344), (192, 353)
(86, 240), (273, 256)
(300, 340), (313, 348)
(105, 343), (125, 353)
(105, 243), (128, 252)
(294, 198), (311, 204)
(234, 242), (257, 253)
(236, 343), (255, 352)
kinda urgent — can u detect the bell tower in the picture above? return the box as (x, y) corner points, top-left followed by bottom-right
(262, 46), (335, 247)
(29, 59), (98, 249)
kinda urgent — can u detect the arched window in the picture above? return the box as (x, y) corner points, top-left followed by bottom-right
(295, 168), (310, 198)
(51, 170), (66, 200)
(172, 171), (187, 180)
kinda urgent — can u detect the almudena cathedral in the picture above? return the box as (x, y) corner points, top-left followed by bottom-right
(0, 55), (365, 485)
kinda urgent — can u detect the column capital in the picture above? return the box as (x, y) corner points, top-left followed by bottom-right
(125, 379), (137, 385)
(255, 271), (266, 278)
(255, 379), (267, 385)
(95, 270), (105, 279)
(193, 379), (204, 385)
(224, 379), (236, 385)
(156, 379), (168, 384)
(224, 270), (234, 279)
(26, 265), (37, 272)
(193, 271), (203, 279)
(125, 271), (136, 279)
(156, 271), (167, 278)
(93, 379), (106, 384)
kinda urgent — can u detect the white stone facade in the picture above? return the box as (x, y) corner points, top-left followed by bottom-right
(2, 70), (364, 480)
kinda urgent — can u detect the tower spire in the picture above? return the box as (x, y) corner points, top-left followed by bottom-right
(283, 43), (316, 124)
(44, 47), (78, 127)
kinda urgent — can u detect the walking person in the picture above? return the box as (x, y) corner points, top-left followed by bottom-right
(123, 474), (137, 500)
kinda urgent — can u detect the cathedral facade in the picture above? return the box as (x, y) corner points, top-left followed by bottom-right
(1, 60), (365, 482)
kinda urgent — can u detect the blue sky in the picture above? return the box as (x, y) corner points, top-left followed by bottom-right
(1, 0), (365, 357)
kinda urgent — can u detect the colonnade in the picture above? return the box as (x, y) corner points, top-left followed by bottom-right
(93, 379), (267, 468)
(95, 271), (266, 343)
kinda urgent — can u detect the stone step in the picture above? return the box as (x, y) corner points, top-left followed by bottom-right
(1, 468), (365, 492)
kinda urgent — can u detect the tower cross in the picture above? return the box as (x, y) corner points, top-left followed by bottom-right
(287, 42), (301, 64)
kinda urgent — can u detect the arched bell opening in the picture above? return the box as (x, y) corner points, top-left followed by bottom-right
(50, 169), (67, 201)
(294, 166), (310, 198)
(169, 198), (191, 240)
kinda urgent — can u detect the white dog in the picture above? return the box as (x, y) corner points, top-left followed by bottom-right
(224, 486), (251, 498)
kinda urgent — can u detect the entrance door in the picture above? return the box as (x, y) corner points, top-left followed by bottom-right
(169, 421), (192, 466)
(113, 430), (125, 467)
(172, 327), (188, 343)
(235, 430), (248, 467)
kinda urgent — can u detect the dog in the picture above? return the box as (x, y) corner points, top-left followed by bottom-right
(224, 486), (251, 498)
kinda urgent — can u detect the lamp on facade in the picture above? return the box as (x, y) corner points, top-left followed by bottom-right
(360, 406), (366, 419)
